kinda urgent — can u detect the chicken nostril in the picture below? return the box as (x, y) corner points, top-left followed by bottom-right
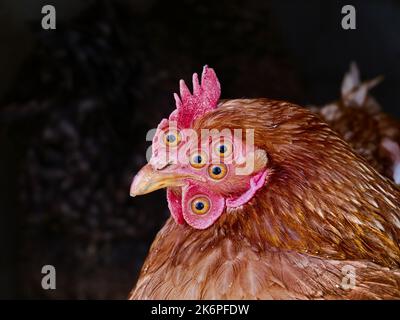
(156, 161), (173, 171)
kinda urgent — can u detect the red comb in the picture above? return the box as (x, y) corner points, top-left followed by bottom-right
(169, 65), (221, 128)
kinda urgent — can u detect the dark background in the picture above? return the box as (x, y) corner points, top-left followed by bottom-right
(0, 0), (399, 299)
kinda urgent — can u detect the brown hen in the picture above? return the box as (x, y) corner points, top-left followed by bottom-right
(130, 97), (400, 299)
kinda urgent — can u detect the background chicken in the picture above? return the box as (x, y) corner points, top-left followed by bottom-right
(129, 67), (400, 299)
(311, 63), (400, 184)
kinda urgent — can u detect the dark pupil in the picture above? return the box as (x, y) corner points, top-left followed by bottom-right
(195, 201), (205, 211)
(212, 166), (222, 175)
(166, 134), (176, 143)
(194, 155), (202, 164)
(219, 145), (227, 153)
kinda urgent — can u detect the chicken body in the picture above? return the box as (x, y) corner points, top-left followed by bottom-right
(130, 99), (400, 299)
(131, 219), (399, 299)
(313, 63), (400, 183)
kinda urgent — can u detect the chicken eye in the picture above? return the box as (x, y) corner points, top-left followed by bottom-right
(189, 151), (208, 169)
(208, 164), (228, 180)
(190, 197), (210, 215)
(214, 141), (232, 157)
(163, 130), (181, 147)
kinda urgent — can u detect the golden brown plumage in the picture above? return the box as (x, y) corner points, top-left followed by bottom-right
(129, 99), (400, 299)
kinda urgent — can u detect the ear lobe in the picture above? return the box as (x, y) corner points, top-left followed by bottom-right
(235, 148), (268, 176)
(254, 149), (268, 171)
(182, 184), (225, 230)
(226, 169), (268, 208)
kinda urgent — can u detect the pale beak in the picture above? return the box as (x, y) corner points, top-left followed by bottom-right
(130, 163), (204, 197)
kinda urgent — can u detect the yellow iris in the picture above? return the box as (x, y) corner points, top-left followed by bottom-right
(190, 197), (210, 215)
(208, 164), (228, 180)
(214, 141), (233, 158)
(189, 151), (208, 169)
(163, 130), (181, 147)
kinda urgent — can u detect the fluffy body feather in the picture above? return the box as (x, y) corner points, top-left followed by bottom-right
(130, 99), (400, 299)
(313, 63), (400, 183)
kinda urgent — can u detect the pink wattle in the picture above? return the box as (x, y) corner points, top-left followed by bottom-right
(167, 188), (184, 224)
(166, 170), (268, 229)
(226, 170), (268, 208)
(182, 184), (225, 230)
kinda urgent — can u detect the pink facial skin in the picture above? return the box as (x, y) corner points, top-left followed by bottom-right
(226, 170), (268, 208)
(165, 168), (267, 229)
(151, 129), (268, 228)
(167, 189), (184, 225)
(143, 66), (268, 229)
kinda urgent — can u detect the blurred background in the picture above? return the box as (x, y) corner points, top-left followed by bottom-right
(0, 0), (399, 299)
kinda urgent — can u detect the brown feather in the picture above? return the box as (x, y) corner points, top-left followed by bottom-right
(130, 99), (400, 299)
